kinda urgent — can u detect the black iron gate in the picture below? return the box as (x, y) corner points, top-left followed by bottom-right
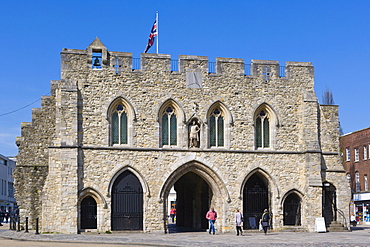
(81, 196), (97, 229)
(243, 174), (268, 230)
(283, 193), (301, 226)
(112, 171), (143, 230)
(322, 183), (337, 226)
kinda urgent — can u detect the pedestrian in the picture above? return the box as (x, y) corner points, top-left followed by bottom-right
(259, 209), (270, 235)
(206, 207), (217, 235)
(235, 209), (243, 236)
(169, 207), (176, 223)
(0, 210), (4, 226)
(5, 211), (9, 223)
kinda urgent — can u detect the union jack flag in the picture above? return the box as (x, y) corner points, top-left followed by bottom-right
(144, 19), (157, 53)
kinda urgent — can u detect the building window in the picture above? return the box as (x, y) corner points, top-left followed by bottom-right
(346, 173), (351, 184)
(0, 159), (6, 166)
(162, 106), (177, 146)
(1, 179), (6, 196)
(355, 172), (360, 192)
(365, 175), (368, 191)
(8, 182), (14, 197)
(355, 148), (359, 162)
(365, 145), (368, 160)
(209, 108), (224, 147)
(346, 147), (351, 162)
(256, 110), (270, 148)
(112, 104), (128, 145)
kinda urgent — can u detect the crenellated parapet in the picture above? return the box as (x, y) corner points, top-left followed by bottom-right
(60, 37), (314, 85)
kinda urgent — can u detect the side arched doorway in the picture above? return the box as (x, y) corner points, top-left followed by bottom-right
(111, 170), (143, 230)
(283, 193), (301, 226)
(81, 196), (97, 229)
(243, 173), (269, 230)
(322, 182), (337, 226)
(174, 172), (211, 231)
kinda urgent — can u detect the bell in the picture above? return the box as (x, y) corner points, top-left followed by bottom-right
(93, 57), (101, 67)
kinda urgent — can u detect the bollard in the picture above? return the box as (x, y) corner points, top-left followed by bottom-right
(9, 217), (11, 230)
(25, 217), (29, 233)
(35, 218), (39, 234)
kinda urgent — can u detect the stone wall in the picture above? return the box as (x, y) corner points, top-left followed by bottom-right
(15, 38), (350, 233)
(14, 82), (57, 228)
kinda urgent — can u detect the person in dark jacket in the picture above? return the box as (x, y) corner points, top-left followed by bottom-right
(259, 209), (270, 235)
(0, 210), (4, 226)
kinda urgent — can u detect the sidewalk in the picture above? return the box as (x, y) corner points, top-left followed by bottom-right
(1, 223), (370, 246)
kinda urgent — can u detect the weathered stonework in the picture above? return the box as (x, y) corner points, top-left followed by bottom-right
(14, 37), (350, 234)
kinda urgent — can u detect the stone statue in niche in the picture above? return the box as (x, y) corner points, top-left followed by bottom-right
(189, 120), (200, 148)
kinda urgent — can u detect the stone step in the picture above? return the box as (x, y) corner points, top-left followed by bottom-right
(279, 226), (306, 232)
(326, 222), (350, 232)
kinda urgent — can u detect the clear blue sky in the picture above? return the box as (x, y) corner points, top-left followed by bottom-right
(1, 0), (369, 157)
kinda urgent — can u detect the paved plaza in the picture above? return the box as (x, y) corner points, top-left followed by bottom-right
(1, 223), (370, 246)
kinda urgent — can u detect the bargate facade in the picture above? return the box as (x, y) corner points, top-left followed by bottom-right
(14, 38), (350, 233)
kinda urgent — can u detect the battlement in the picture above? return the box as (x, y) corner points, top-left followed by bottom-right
(60, 37), (314, 80)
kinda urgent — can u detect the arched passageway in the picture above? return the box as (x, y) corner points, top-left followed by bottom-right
(243, 173), (269, 230)
(173, 172), (211, 231)
(80, 196), (97, 229)
(111, 170), (143, 230)
(283, 193), (301, 226)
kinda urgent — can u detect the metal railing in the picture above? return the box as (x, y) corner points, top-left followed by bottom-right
(208, 62), (216, 73)
(132, 58), (140, 70)
(280, 66), (286, 77)
(131, 58), (286, 77)
(171, 60), (178, 72)
(244, 64), (251, 75)
(337, 208), (349, 230)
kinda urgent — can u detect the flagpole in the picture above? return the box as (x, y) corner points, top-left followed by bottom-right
(156, 11), (159, 54)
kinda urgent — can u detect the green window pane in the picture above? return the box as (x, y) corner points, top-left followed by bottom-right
(217, 116), (224, 146)
(170, 114), (177, 145)
(210, 116), (216, 146)
(121, 112), (128, 144)
(162, 114), (168, 146)
(263, 117), (269, 148)
(112, 112), (119, 144)
(256, 118), (262, 148)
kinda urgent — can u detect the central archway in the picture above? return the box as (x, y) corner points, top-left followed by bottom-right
(175, 172), (211, 230)
(160, 161), (229, 233)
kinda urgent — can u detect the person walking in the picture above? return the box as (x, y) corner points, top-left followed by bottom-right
(206, 207), (217, 235)
(169, 207), (176, 223)
(235, 209), (243, 236)
(259, 209), (270, 235)
(4, 211), (9, 223)
(0, 210), (4, 226)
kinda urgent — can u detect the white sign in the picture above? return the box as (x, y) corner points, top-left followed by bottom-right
(315, 217), (326, 233)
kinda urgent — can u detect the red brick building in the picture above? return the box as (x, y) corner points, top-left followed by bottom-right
(340, 127), (370, 223)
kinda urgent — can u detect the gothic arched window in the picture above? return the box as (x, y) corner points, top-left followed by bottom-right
(162, 106), (177, 146)
(209, 108), (224, 147)
(255, 110), (270, 149)
(112, 104), (128, 145)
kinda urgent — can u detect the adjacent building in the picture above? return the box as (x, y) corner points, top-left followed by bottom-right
(14, 38), (350, 234)
(340, 127), (370, 224)
(0, 154), (16, 213)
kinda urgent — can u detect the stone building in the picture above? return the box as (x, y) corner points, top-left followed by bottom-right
(340, 127), (370, 223)
(14, 37), (350, 234)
